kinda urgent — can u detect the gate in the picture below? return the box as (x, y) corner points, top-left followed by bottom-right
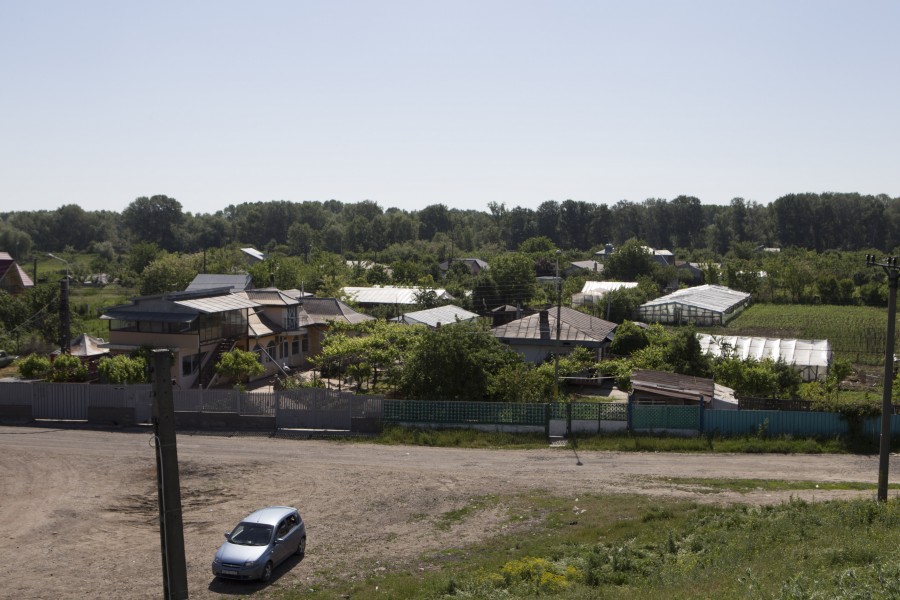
(32, 382), (89, 420)
(276, 388), (352, 430)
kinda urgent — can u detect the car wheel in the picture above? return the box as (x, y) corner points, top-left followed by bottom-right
(260, 561), (273, 583)
(295, 536), (307, 557)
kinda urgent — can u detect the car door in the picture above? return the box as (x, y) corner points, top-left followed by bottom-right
(273, 518), (292, 564)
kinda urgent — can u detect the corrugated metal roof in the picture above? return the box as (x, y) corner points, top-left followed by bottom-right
(395, 305), (479, 327)
(342, 286), (453, 305)
(301, 298), (375, 325)
(492, 306), (616, 344)
(174, 294), (260, 313)
(186, 274), (253, 292)
(244, 288), (300, 306)
(100, 309), (197, 323)
(640, 285), (750, 312)
(632, 369), (715, 401)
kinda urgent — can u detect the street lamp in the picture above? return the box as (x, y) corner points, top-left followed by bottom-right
(48, 253), (71, 354)
(866, 254), (899, 502)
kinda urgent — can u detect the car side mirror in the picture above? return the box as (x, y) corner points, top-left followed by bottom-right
(224, 532), (231, 541)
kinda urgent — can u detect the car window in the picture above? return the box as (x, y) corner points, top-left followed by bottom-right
(230, 523), (273, 546)
(276, 519), (291, 538)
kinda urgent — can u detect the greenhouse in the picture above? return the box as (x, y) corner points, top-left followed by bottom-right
(697, 333), (832, 381)
(637, 285), (750, 326)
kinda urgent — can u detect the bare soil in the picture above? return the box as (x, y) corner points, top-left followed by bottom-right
(1, 425), (897, 599)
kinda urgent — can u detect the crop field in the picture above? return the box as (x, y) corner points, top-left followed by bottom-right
(703, 303), (894, 366)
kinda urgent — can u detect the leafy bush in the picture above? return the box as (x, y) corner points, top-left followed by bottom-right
(216, 348), (264, 386)
(17, 353), (51, 379)
(48, 354), (88, 382)
(98, 354), (148, 384)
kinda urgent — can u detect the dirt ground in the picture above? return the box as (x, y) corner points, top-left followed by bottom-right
(1, 425), (897, 599)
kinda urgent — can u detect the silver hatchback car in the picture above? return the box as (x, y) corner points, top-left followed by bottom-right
(212, 506), (307, 582)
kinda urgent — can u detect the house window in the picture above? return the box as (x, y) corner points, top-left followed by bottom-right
(266, 341), (276, 363)
(282, 341), (289, 357)
(253, 344), (263, 364)
(292, 339), (300, 355)
(181, 353), (201, 376)
(301, 335), (309, 352)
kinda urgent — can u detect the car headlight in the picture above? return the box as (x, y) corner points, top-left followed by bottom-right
(244, 560), (257, 567)
(213, 557), (221, 565)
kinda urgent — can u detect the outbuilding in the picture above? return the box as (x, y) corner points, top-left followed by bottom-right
(637, 284), (750, 326)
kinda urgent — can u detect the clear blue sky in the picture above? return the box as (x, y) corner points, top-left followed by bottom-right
(2, 1), (898, 215)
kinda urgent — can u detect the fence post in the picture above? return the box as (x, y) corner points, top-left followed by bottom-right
(544, 403), (550, 438)
(626, 393), (633, 433)
(698, 395), (705, 434)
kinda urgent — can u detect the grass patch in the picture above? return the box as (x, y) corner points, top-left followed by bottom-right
(435, 495), (500, 531)
(641, 476), (900, 494)
(366, 425), (882, 455)
(276, 493), (900, 599)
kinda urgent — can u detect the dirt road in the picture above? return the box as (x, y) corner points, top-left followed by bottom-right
(1, 425), (895, 599)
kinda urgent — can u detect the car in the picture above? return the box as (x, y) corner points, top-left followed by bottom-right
(0, 351), (17, 368)
(211, 506), (306, 582)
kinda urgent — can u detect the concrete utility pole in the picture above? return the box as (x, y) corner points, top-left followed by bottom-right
(152, 350), (189, 599)
(866, 254), (899, 502)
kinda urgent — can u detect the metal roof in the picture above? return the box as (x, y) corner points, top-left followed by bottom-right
(342, 286), (453, 305)
(185, 274), (253, 292)
(492, 306), (616, 344)
(174, 294), (260, 313)
(631, 369), (715, 402)
(639, 285), (750, 313)
(300, 298), (375, 325)
(394, 305), (480, 328)
(244, 288), (301, 306)
(100, 309), (197, 323)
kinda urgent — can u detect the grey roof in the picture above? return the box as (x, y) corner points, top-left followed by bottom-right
(241, 247), (265, 261)
(492, 306), (616, 345)
(394, 305), (480, 328)
(282, 288), (315, 299)
(174, 293), (260, 314)
(243, 288), (301, 306)
(631, 369), (715, 402)
(639, 285), (750, 313)
(186, 274), (253, 292)
(568, 260), (604, 272)
(100, 309), (197, 323)
(300, 298), (374, 325)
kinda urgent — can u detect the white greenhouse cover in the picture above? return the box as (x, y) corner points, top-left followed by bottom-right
(580, 281), (639, 294)
(696, 333), (832, 381)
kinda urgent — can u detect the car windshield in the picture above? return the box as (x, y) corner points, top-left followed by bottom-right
(229, 523), (274, 546)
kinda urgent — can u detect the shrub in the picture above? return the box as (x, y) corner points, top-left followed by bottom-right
(98, 354), (149, 384)
(17, 354), (51, 379)
(48, 354), (88, 382)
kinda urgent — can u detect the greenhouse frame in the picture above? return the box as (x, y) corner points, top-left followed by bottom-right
(697, 333), (832, 382)
(637, 284), (751, 326)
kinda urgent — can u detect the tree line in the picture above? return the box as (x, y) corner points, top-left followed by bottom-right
(3, 192), (899, 259)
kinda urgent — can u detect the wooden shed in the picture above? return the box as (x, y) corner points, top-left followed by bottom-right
(630, 369), (715, 406)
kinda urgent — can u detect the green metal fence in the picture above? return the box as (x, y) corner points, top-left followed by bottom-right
(383, 400), (547, 426)
(549, 402), (627, 421)
(631, 405), (701, 430)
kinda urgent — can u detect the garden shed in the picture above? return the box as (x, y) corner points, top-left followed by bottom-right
(696, 333), (832, 382)
(630, 369), (715, 406)
(636, 284), (750, 326)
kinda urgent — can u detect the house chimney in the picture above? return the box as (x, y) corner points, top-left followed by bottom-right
(539, 309), (550, 339)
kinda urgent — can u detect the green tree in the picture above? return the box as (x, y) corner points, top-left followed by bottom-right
(18, 353), (51, 379)
(98, 354), (149, 384)
(216, 348), (265, 387)
(491, 252), (536, 307)
(399, 321), (518, 400)
(139, 253), (201, 295)
(603, 238), (656, 280)
(48, 354), (88, 382)
(122, 195), (185, 251)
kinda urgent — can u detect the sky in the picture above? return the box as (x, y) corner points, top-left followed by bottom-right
(2, 1), (898, 216)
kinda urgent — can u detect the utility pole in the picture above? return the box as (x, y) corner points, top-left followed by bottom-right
(554, 251), (568, 435)
(866, 254), (899, 502)
(48, 253), (70, 354)
(152, 350), (189, 599)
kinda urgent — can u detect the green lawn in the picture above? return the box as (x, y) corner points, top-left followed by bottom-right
(281, 492), (900, 600)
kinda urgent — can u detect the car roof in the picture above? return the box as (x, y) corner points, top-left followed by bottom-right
(240, 506), (298, 526)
